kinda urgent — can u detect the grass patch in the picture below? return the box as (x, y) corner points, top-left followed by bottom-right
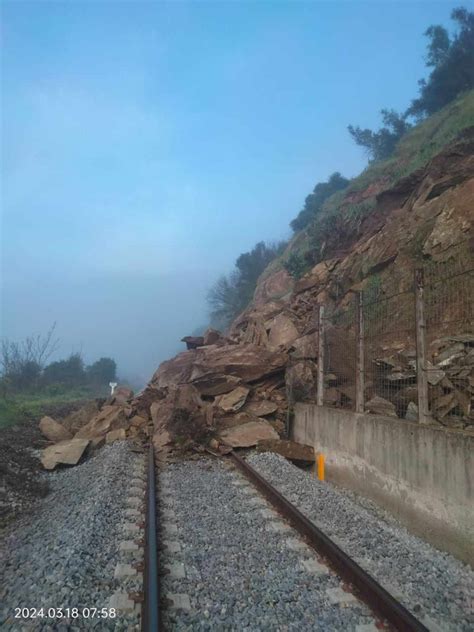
(348, 90), (474, 193)
(0, 398), (25, 428)
(0, 385), (107, 429)
(280, 91), (474, 269)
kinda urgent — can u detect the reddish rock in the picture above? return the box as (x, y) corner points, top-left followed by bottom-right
(253, 269), (293, 306)
(129, 415), (148, 427)
(286, 361), (317, 401)
(216, 386), (250, 413)
(39, 416), (73, 443)
(256, 439), (315, 464)
(75, 405), (128, 440)
(152, 344), (286, 388)
(41, 438), (90, 470)
(219, 420), (279, 448)
(267, 313), (299, 349)
(290, 334), (318, 360)
(192, 374), (242, 396)
(106, 428), (126, 443)
(365, 396), (397, 418)
(111, 386), (134, 405)
(181, 336), (204, 350)
(203, 328), (225, 346)
(241, 399), (278, 417)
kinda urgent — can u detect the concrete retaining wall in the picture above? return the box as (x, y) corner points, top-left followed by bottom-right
(293, 403), (474, 566)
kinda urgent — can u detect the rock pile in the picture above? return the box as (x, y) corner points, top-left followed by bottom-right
(37, 328), (473, 468)
(363, 335), (473, 427)
(139, 328), (291, 455)
(428, 335), (474, 426)
(38, 326), (315, 467)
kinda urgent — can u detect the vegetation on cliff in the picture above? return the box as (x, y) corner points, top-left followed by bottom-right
(348, 7), (474, 161)
(207, 241), (286, 328)
(282, 90), (474, 279)
(207, 6), (474, 323)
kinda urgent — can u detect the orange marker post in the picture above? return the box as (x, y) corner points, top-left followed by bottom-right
(317, 454), (325, 482)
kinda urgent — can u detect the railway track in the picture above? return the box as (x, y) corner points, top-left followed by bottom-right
(142, 446), (430, 631)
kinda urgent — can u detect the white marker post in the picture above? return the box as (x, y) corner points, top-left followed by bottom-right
(109, 382), (118, 396)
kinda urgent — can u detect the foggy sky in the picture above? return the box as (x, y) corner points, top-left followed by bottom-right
(0, 1), (460, 385)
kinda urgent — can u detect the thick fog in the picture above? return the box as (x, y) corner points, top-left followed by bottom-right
(1, 1), (455, 386)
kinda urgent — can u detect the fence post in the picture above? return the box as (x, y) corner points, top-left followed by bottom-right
(415, 269), (430, 424)
(317, 305), (325, 406)
(356, 292), (365, 413)
(285, 368), (294, 439)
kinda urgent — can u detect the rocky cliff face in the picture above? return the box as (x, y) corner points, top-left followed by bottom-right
(233, 133), (473, 339)
(129, 129), (471, 456)
(228, 131), (473, 429)
(46, 129), (472, 462)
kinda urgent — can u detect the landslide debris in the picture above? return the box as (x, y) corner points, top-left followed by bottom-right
(36, 327), (303, 465)
(35, 126), (474, 470)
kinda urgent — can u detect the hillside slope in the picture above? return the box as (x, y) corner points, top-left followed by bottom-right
(58, 95), (474, 459)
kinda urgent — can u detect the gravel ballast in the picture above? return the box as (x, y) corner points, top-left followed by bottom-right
(0, 442), (142, 631)
(160, 458), (377, 631)
(247, 451), (474, 632)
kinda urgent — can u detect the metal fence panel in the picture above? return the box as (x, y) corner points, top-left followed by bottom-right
(290, 252), (472, 429)
(424, 258), (474, 428)
(362, 289), (417, 420)
(323, 298), (357, 411)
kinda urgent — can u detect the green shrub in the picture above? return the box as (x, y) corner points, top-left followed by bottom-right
(283, 252), (308, 279)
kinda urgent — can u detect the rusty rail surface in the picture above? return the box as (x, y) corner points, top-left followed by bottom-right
(142, 443), (159, 631)
(229, 451), (428, 632)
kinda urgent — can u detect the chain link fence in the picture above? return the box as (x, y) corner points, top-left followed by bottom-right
(292, 253), (473, 429)
(323, 300), (357, 410)
(424, 257), (474, 427)
(363, 289), (416, 419)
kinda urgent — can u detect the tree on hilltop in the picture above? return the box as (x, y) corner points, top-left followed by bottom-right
(408, 7), (474, 118)
(290, 172), (350, 232)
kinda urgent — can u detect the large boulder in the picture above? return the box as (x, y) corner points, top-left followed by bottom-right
(132, 385), (165, 420)
(150, 384), (211, 447)
(290, 334), (318, 360)
(286, 361), (317, 401)
(129, 414), (148, 428)
(41, 438), (90, 470)
(189, 344), (287, 383)
(216, 386), (250, 413)
(75, 405), (128, 440)
(240, 318), (269, 346)
(181, 336), (204, 350)
(267, 313), (299, 349)
(219, 420), (279, 448)
(191, 374), (242, 397)
(253, 268), (293, 307)
(150, 384), (202, 429)
(39, 416), (73, 443)
(365, 396), (397, 418)
(256, 439), (315, 464)
(217, 411), (265, 430)
(151, 350), (199, 387)
(152, 344), (287, 387)
(61, 400), (103, 435)
(203, 328), (226, 346)
(106, 428), (126, 443)
(241, 399), (278, 417)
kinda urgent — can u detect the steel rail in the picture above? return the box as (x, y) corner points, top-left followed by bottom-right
(142, 442), (159, 631)
(229, 451), (428, 632)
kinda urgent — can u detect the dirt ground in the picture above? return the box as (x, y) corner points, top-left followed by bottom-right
(0, 401), (90, 530)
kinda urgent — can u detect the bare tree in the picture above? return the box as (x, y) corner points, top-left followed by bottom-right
(0, 323), (60, 379)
